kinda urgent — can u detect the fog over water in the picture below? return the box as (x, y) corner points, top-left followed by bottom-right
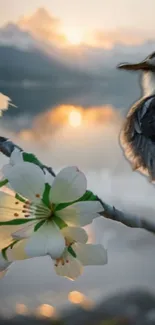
(0, 76), (155, 315)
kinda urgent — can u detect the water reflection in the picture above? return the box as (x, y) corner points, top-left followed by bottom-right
(0, 70), (139, 132)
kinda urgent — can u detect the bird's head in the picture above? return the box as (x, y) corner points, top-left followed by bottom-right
(117, 52), (155, 72)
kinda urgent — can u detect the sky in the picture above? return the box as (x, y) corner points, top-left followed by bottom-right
(0, 0), (155, 47)
(0, 0), (155, 33)
(1, 0), (155, 313)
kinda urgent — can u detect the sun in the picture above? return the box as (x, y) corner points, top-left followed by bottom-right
(69, 110), (82, 127)
(64, 30), (82, 45)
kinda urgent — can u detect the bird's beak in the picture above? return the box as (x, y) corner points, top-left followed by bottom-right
(117, 60), (150, 71)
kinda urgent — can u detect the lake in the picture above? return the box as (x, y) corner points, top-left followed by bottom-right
(0, 77), (155, 316)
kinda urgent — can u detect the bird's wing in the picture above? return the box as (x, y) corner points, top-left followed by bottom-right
(120, 96), (155, 180)
(140, 97), (155, 140)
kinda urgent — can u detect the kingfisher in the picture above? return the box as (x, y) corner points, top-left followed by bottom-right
(118, 52), (155, 181)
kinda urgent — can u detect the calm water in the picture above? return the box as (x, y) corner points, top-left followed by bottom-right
(1, 75), (152, 315)
(0, 70), (139, 132)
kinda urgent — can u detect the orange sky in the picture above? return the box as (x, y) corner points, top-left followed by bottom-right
(0, 0), (155, 47)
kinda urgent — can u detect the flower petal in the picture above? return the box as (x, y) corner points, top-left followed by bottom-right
(50, 167), (87, 203)
(44, 169), (55, 187)
(10, 149), (23, 166)
(73, 243), (108, 266)
(1, 149), (23, 180)
(0, 224), (23, 251)
(62, 227), (88, 243)
(6, 240), (30, 261)
(11, 221), (37, 239)
(57, 201), (103, 227)
(0, 251), (12, 279)
(54, 249), (83, 280)
(0, 191), (38, 250)
(0, 191), (49, 227)
(0, 251), (12, 271)
(25, 221), (65, 259)
(1, 164), (13, 179)
(0, 192), (26, 221)
(0, 269), (8, 279)
(6, 162), (45, 203)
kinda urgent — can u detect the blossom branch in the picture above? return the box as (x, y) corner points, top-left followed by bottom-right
(98, 199), (155, 234)
(0, 136), (155, 235)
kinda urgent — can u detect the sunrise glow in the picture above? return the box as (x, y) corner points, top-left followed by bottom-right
(36, 304), (56, 318)
(69, 110), (82, 127)
(16, 304), (28, 315)
(64, 30), (83, 45)
(68, 291), (85, 304)
(68, 291), (94, 310)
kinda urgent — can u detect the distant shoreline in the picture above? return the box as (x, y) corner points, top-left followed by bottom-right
(0, 80), (94, 89)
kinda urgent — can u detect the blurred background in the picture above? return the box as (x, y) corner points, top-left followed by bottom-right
(1, 0), (155, 321)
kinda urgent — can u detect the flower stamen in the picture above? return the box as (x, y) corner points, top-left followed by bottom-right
(55, 258), (65, 267)
(65, 238), (76, 247)
(65, 238), (71, 247)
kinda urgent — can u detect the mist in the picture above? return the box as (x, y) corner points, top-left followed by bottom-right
(0, 103), (155, 315)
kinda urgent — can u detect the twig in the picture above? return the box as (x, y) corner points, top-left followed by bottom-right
(0, 136), (155, 235)
(98, 198), (155, 234)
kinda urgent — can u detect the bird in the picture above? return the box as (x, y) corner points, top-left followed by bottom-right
(117, 52), (155, 181)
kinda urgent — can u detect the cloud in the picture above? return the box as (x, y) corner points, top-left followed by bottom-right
(17, 8), (155, 49)
(85, 28), (155, 48)
(18, 7), (66, 46)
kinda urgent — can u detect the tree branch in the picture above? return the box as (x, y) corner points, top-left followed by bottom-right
(98, 199), (155, 234)
(1, 136), (155, 235)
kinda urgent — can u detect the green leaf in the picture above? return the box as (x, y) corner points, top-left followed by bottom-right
(15, 193), (27, 203)
(0, 218), (36, 226)
(55, 202), (70, 211)
(0, 179), (8, 188)
(22, 152), (42, 167)
(68, 245), (77, 258)
(42, 183), (51, 208)
(10, 241), (19, 249)
(80, 190), (98, 201)
(55, 190), (98, 211)
(1, 247), (8, 260)
(34, 219), (45, 232)
(1, 240), (19, 261)
(53, 215), (67, 229)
